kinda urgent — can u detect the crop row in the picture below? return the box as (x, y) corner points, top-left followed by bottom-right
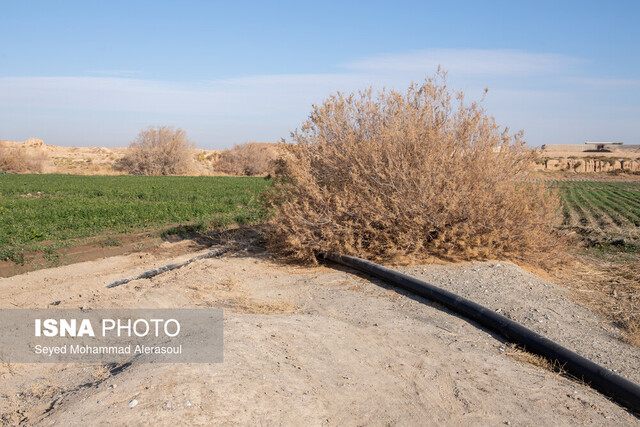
(551, 181), (640, 236)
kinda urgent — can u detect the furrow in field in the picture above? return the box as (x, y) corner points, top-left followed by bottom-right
(609, 189), (640, 208)
(572, 187), (619, 234)
(558, 188), (579, 228)
(600, 191), (640, 226)
(564, 187), (596, 231)
(587, 190), (633, 228)
(562, 200), (577, 228)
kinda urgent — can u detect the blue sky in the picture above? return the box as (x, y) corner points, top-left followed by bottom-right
(1, 0), (639, 149)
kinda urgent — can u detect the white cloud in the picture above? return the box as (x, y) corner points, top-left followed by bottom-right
(343, 49), (579, 76)
(0, 74), (375, 116)
(1, 48), (637, 148)
(0, 49), (579, 117)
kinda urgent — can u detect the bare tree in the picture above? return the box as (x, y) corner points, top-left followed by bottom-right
(117, 126), (195, 175)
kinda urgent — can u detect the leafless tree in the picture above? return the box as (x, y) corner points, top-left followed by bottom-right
(117, 126), (195, 175)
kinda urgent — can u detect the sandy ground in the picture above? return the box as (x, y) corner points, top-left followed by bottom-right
(0, 239), (639, 426)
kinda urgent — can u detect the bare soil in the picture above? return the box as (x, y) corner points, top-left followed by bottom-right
(1, 236), (639, 425)
(0, 231), (215, 278)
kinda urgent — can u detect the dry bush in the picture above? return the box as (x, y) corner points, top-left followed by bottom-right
(265, 71), (563, 264)
(213, 143), (277, 176)
(0, 143), (46, 173)
(117, 126), (195, 175)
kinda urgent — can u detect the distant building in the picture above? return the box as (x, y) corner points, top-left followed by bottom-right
(585, 141), (623, 151)
(541, 142), (627, 152)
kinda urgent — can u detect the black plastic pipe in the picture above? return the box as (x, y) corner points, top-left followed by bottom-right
(322, 253), (640, 414)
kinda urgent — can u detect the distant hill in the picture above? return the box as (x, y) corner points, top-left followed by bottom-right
(0, 139), (282, 175)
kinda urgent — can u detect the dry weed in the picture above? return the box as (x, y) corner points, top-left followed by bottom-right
(505, 343), (556, 371)
(91, 364), (112, 382)
(219, 278), (239, 290)
(594, 261), (640, 346)
(0, 142), (46, 173)
(563, 258), (640, 346)
(213, 142), (279, 176)
(622, 319), (640, 347)
(230, 296), (297, 314)
(505, 344), (571, 378)
(117, 126), (195, 175)
(265, 71), (563, 264)
(27, 378), (60, 400)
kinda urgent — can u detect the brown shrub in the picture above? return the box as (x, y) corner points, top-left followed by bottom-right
(265, 71), (563, 264)
(213, 142), (278, 176)
(0, 143), (46, 173)
(117, 126), (195, 175)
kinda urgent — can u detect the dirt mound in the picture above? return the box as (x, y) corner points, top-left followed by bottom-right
(0, 139), (128, 175)
(0, 241), (638, 424)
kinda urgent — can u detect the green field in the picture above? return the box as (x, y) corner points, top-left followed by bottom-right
(0, 174), (269, 263)
(3, 175), (638, 265)
(548, 180), (640, 244)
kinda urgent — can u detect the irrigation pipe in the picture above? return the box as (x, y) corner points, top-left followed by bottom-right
(106, 247), (230, 288)
(322, 252), (640, 414)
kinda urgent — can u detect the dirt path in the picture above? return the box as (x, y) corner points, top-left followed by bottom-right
(0, 241), (638, 425)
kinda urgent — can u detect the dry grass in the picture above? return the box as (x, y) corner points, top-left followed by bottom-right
(219, 278), (240, 290)
(116, 126), (195, 175)
(505, 343), (561, 372)
(265, 71), (564, 265)
(0, 142), (46, 173)
(230, 296), (297, 314)
(185, 273), (296, 314)
(624, 321), (640, 347)
(559, 256), (640, 346)
(586, 261), (639, 345)
(91, 364), (112, 382)
(26, 379), (61, 401)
